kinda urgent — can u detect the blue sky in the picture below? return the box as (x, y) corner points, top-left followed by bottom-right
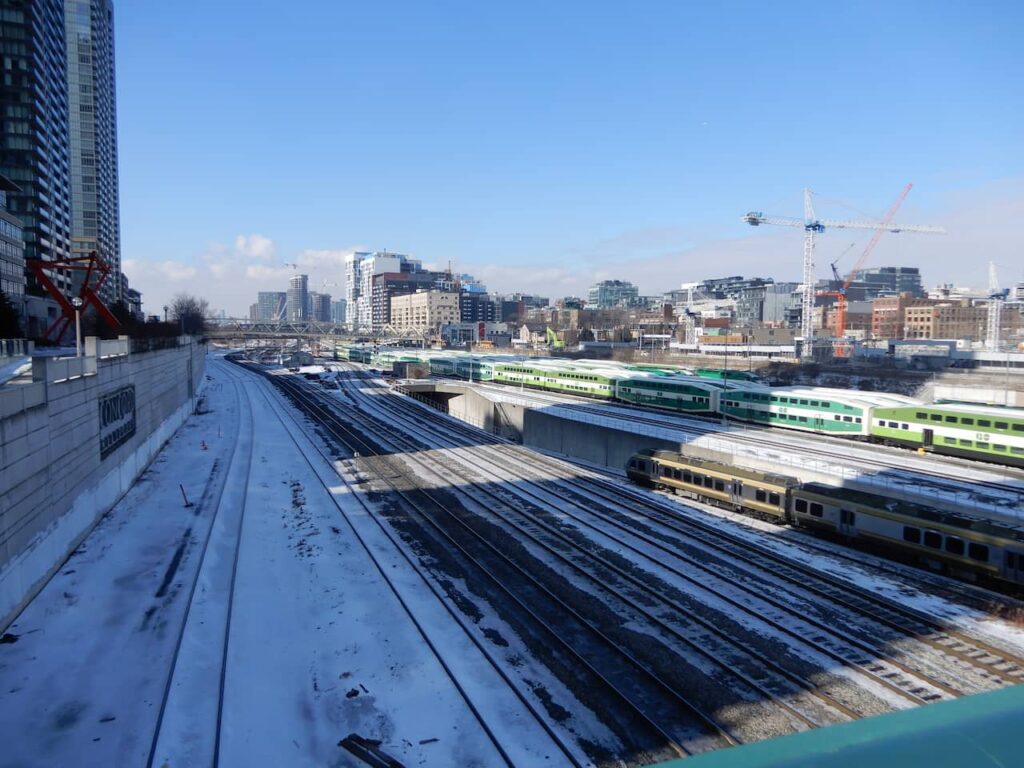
(115, 1), (1024, 315)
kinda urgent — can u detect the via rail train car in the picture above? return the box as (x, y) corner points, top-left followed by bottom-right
(626, 448), (1024, 587)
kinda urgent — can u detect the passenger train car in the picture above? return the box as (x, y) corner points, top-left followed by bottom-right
(340, 348), (1024, 468)
(627, 449), (1024, 587)
(870, 402), (1024, 468)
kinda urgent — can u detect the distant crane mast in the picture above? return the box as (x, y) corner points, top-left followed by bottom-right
(987, 261), (1008, 351)
(743, 187), (945, 357)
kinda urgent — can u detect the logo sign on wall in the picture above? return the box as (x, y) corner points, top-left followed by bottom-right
(99, 385), (136, 459)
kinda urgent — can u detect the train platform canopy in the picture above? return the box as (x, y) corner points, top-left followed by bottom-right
(658, 683), (1024, 768)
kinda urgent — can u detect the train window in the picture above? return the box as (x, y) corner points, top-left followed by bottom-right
(877, 419), (885, 427)
(959, 439), (972, 447)
(810, 400), (819, 406)
(843, 416), (852, 422)
(840, 509), (856, 525)
(978, 420), (991, 427)
(661, 466), (671, 476)
(798, 416), (808, 423)
(714, 480), (725, 492)
(945, 537), (965, 556)
(903, 526), (921, 543)
(968, 543), (989, 562)
(930, 414), (942, 422)
(769, 492), (780, 506)
(674, 469), (682, 480)
(799, 399), (808, 405)
(1007, 552), (1018, 569)
(755, 489), (767, 502)
(820, 401), (831, 408)
(916, 412), (927, 419)
(962, 418), (974, 426)
(995, 421), (1008, 430)
(809, 502), (823, 518)
(994, 444), (1007, 452)
(704, 476), (714, 488)
(1012, 447), (1024, 455)
(923, 531), (942, 549)
(795, 499), (808, 513)
(944, 437), (956, 445)
(944, 416), (957, 423)
(1013, 424), (1024, 432)
(888, 421), (898, 428)
(855, 418), (862, 423)
(835, 415), (842, 420)
(902, 424), (909, 429)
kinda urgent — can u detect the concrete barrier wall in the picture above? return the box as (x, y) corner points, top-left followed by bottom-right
(522, 408), (681, 470)
(0, 337), (206, 629)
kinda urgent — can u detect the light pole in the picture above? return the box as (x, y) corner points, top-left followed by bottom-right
(71, 297), (84, 357)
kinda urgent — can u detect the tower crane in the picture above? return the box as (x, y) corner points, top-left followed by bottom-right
(743, 186), (945, 357)
(987, 261), (1009, 351)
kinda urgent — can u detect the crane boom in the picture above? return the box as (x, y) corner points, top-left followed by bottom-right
(743, 186), (945, 357)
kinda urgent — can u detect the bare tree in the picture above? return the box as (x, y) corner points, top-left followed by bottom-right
(169, 293), (210, 335)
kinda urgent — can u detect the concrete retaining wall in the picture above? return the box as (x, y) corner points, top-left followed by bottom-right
(0, 336), (206, 629)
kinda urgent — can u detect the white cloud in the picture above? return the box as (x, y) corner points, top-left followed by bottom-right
(233, 234), (275, 261)
(123, 238), (363, 317)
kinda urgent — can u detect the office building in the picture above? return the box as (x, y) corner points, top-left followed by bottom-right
(587, 279), (638, 309)
(903, 301), (1018, 341)
(858, 266), (924, 299)
(287, 274), (308, 322)
(65, 0), (120, 305)
(370, 270), (436, 329)
(256, 291), (286, 322)
(330, 298), (347, 324)
(389, 290), (459, 332)
(871, 294), (938, 340)
(0, 175), (25, 301)
(344, 250), (421, 330)
(459, 292), (497, 323)
(0, 0), (73, 307)
(309, 291), (331, 322)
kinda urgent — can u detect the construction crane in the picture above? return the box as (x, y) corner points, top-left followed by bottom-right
(744, 186), (945, 357)
(817, 184), (915, 351)
(987, 261), (1009, 351)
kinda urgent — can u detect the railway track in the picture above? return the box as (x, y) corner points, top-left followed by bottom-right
(345, 374), (1024, 702)
(232, 359), (731, 763)
(220, 359), (585, 767)
(147, 368), (254, 768)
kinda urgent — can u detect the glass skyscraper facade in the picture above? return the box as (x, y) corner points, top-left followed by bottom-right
(0, 0), (73, 298)
(65, 0), (120, 306)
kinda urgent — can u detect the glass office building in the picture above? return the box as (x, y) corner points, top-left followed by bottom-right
(65, 0), (120, 305)
(0, 0), (73, 298)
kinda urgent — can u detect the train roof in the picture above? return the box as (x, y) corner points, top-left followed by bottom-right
(639, 449), (799, 487)
(766, 386), (919, 409)
(913, 402), (1024, 421)
(800, 482), (1024, 542)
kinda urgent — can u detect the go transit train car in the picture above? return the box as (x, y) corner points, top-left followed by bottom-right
(491, 360), (620, 398)
(626, 448), (1024, 587)
(869, 402), (1024, 468)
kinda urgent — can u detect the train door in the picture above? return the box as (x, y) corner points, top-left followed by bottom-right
(922, 428), (934, 447)
(839, 508), (857, 536)
(1004, 551), (1024, 584)
(730, 480), (743, 508)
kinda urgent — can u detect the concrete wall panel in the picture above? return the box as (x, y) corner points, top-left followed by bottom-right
(0, 340), (206, 629)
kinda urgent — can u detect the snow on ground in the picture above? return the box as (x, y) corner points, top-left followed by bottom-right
(0, 356), (29, 385)
(0, 367), (235, 766)
(0, 356), (584, 767)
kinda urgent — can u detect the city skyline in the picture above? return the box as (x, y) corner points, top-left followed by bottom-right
(111, 1), (1024, 316)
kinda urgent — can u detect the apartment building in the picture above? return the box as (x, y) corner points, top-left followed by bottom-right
(389, 290), (459, 332)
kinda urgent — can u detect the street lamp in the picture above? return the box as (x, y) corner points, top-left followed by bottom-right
(71, 297), (84, 357)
